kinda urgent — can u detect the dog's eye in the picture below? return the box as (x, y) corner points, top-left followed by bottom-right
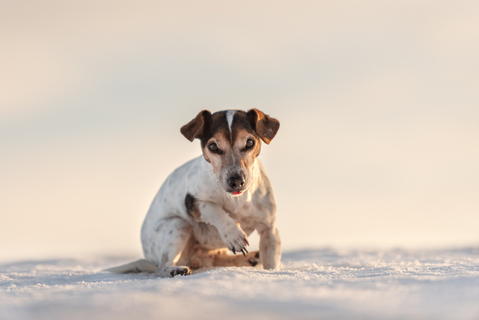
(209, 143), (221, 153)
(246, 139), (255, 148)
(209, 143), (218, 151)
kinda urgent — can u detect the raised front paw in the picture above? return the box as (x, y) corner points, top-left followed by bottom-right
(220, 221), (249, 255)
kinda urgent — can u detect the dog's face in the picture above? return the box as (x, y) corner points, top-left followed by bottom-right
(181, 109), (280, 196)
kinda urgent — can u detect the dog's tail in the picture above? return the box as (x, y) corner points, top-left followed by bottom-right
(104, 259), (157, 274)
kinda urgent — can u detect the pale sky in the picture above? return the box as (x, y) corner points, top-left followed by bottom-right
(1, 0), (478, 261)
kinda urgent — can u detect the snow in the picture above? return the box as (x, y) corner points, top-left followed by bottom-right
(2, 247), (479, 320)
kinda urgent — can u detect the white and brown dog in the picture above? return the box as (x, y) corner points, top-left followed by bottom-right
(107, 109), (281, 277)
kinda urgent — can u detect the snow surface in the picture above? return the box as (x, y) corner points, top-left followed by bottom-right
(1, 247), (479, 320)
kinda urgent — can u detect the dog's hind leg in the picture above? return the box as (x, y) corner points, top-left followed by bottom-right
(145, 217), (193, 277)
(212, 249), (262, 268)
(190, 247), (262, 269)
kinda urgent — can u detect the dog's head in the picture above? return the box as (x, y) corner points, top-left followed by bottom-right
(181, 109), (280, 196)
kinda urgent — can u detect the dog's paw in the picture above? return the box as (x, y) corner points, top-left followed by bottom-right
(220, 221), (249, 255)
(154, 266), (191, 278)
(169, 266), (191, 277)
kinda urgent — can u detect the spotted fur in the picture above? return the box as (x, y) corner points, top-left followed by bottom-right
(107, 109), (280, 277)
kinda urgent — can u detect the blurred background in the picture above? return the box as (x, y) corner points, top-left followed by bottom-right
(1, 0), (478, 262)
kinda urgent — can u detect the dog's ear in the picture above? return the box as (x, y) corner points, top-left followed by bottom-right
(180, 110), (211, 142)
(247, 109), (280, 144)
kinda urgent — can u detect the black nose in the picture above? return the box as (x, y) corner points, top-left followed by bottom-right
(228, 174), (245, 190)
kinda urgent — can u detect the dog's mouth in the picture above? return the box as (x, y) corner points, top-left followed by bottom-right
(225, 184), (248, 196)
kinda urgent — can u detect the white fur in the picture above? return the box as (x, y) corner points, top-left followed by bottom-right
(225, 110), (236, 139)
(141, 157), (274, 249)
(108, 110), (281, 277)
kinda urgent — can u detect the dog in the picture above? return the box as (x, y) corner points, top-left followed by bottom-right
(106, 109), (281, 277)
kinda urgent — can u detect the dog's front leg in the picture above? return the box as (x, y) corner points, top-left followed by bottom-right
(197, 201), (249, 254)
(258, 225), (281, 269)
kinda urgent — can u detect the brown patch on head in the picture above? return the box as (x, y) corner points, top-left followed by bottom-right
(180, 109), (280, 194)
(200, 111), (232, 150)
(180, 108), (280, 145)
(233, 128), (262, 166)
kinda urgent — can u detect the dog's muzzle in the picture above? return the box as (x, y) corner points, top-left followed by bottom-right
(227, 173), (245, 194)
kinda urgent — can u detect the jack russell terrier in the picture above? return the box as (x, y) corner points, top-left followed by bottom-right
(107, 109), (281, 277)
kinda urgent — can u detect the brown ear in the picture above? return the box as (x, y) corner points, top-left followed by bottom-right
(180, 110), (211, 142)
(247, 109), (280, 144)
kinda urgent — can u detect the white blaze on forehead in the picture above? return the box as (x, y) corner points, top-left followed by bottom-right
(225, 110), (237, 139)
